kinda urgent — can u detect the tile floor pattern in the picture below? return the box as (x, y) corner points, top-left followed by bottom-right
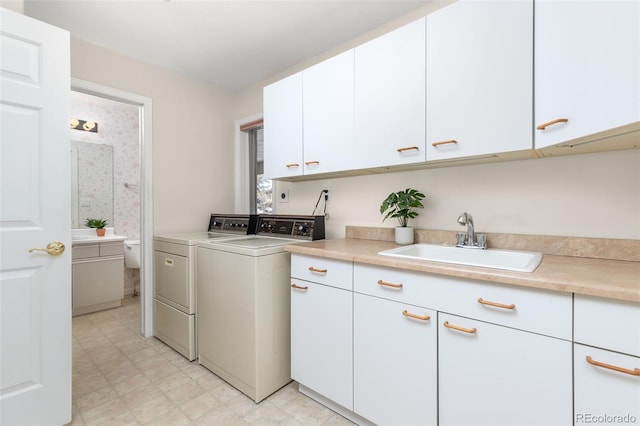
(70, 296), (353, 426)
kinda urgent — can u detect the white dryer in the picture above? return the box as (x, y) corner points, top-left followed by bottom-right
(196, 215), (324, 402)
(153, 214), (257, 360)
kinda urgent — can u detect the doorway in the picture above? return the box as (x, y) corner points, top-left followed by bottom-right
(71, 78), (154, 337)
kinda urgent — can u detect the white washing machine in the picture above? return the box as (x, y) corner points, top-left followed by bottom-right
(153, 214), (257, 360)
(196, 215), (324, 402)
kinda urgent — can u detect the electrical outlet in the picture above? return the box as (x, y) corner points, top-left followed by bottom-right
(322, 185), (330, 201)
(279, 189), (289, 203)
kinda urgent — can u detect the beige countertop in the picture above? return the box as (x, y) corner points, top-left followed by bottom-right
(285, 238), (640, 303)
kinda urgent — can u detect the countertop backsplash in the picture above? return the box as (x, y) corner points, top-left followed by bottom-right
(346, 226), (640, 263)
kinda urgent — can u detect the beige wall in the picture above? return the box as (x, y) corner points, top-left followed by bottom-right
(71, 38), (235, 234)
(0, 0), (23, 14)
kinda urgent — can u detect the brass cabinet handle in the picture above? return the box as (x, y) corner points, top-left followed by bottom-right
(304, 160), (320, 166)
(586, 356), (640, 376)
(432, 139), (458, 147)
(397, 146), (419, 153)
(377, 279), (403, 289)
(290, 283), (308, 291)
(285, 163), (300, 168)
(477, 297), (516, 310)
(443, 321), (477, 334)
(308, 267), (327, 273)
(28, 241), (65, 256)
(402, 310), (430, 321)
(536, 118), (569, 130)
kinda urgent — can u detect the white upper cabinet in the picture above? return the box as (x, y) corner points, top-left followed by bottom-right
(263, 72), (303, 179)
(535, 0), (640, 152)
(426, 0), (533, 161)
(303, 50), (355, 175)
(355, 18), (426, 169)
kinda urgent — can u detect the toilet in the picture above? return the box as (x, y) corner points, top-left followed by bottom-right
(124, 240), (141, 269)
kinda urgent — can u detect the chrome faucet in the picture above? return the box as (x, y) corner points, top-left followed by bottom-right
(456, 212), (486, 249)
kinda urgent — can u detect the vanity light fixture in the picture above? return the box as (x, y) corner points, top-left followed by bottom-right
(69, 118), (98, 133)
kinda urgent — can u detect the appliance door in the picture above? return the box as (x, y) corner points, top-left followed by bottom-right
(154, 299), (196, 361)
(154, 249), (191, 313)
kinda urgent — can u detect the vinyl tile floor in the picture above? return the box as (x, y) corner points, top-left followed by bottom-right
(70, 296), (353, 426)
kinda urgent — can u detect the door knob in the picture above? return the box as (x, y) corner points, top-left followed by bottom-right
(29, 241), (65, 256)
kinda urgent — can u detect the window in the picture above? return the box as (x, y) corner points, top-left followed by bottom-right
(242, 120), (271, 214)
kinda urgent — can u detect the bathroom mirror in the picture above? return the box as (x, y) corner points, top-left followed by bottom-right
(71, 141), (114, 228)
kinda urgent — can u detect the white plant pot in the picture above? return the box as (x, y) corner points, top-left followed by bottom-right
(395, 226), (414, 245)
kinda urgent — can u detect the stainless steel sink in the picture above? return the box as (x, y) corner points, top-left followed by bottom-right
(379, 244), (543, 272)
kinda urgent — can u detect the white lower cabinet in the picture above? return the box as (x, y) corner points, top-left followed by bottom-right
(438, 312), (573, 426)
(353, 293), (437, 425)
(574, 344), (640, 425)
(290, 278), (353, 410)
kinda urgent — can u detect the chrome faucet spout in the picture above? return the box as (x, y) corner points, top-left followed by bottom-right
(457, 212), (475, 247)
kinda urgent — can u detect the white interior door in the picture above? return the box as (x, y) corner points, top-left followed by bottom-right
(0, 8), (71, 426)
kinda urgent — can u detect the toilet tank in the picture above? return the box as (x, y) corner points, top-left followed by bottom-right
(124, 240), (141, 269)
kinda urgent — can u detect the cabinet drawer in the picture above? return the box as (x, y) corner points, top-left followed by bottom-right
(440, 277), (572, 340)
(72, 244), (100, 259)
(154, 240), (190, 257)
(291, 254), (352, 291)
(574, 295), (640, 357)
(354, 263), (572, 340)
(354, 263), (434, 308)
(154, 250), (190, 311)
(100, 242), (124, 257)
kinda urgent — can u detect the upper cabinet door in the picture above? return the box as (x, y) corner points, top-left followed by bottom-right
(426, 0), (533, 161)
(355, 18), (426, 169)
(535, 1), (640, 150)
(263, 72), (303, 179)
(303, 50), (355, 175)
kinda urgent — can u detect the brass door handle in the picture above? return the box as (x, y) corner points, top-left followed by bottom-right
(536, 118), (568, 130)
(432, 139), (458, 147)
(29, 241), (65, 256)
(586, 356), (640, 376)
(402, 310), (430, 321)
(304, 160), (320, 166)
(308, 267), (327, 273)
(397, 146), (419, 153)
(377, 279), (403, 289)
(285, 163), (300, 168)
(478, 297), (516, 310)
(443, 321), (477, 334)
(291, 283), (308, 291)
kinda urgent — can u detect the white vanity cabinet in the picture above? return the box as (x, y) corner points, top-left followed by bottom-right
(535, 0), (640, 153)
(263, 72), (303, 180)
(573, 295), (640, 423)
(426, 0), (533, 161)
(302, 50), (355, 176)
(72, 241), (124, 316)
(438, 312), (573, 426)
(290, 254), (354, 410)
(354, 17), (426, 169)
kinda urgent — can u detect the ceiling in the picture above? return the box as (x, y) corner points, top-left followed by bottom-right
(25, 0), (431, 93)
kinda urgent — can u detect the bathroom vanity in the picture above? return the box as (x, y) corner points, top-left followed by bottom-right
(72, 229), (126, 316)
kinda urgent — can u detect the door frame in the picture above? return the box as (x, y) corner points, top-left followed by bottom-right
(71, 78), (154, 337)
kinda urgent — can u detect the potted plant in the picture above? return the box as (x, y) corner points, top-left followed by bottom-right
(85, 218), (108, 236)
(380, 188), (426, 245)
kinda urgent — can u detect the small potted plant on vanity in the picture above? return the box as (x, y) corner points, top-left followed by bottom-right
(380, 188), (426, 245)
(85, 218), (108, 237)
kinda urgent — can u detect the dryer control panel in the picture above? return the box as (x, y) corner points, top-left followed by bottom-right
(256, 215), (325, 240)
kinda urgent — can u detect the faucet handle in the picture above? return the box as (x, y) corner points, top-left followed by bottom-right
(477, 234), (487, 249)
(456, 232), (466, 246)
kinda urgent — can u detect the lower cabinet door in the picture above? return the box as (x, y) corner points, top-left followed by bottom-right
(354, 293), (437, 425)
(291, 279), (353, 410)
(438, 313), (572, 426)
(574, 344), (640, 425)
